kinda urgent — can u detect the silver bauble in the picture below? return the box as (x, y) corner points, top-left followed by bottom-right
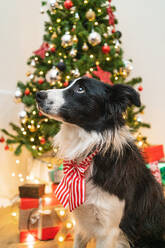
(69, 48), (77, 57)
(40, 7), (45, 14)
(114, 40), (120, 52)
(15, 88), (22, 98)
(75, 13), (80, 20)
(88, 30), (101, 46)
(61, 32), (73, 48)
(49, 0), (59, 9)
(18, 110), (27, 119)
(46, 66), (61, 82)
(124, 60), (133, 73)
(30, 59), (36, 67)
(71, 68), (80, 78)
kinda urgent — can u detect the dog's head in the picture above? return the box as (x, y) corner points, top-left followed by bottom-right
(36, 77), (141, 131)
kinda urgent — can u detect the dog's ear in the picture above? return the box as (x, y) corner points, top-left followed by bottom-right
(110, 84), (141, 111)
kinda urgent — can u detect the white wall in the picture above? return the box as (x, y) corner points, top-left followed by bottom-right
(114, 0), (165, 146)
(0, 0), (165, 200)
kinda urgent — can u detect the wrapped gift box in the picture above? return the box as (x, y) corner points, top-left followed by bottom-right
(48, 164), (63, 183)
(19, 206), (61, 241)
(146, 162), (165, 185)
(143, 145), (164, 163)
(160, 163), (165, 185)
(19, 184), (45, 199)
(19, 184), (61, 242)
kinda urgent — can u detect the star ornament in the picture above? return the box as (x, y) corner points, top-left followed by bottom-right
(33, 42), (49, 59)
(92, 66), (113, 85)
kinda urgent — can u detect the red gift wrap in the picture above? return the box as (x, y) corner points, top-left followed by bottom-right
(143, 145), (164, 163)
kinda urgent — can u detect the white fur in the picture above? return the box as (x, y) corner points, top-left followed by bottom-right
(72, 164), (129, 248)
(54, 123), (133, 160)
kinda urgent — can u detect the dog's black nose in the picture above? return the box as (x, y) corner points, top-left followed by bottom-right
(36, 91), (47, 102)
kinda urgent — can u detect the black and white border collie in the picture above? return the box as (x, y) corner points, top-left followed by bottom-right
(36, 77), (165, 248)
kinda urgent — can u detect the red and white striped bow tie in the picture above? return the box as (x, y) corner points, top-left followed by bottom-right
(55, 150), (98, 212)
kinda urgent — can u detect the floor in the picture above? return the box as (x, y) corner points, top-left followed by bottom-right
(0, 204), (95, 248)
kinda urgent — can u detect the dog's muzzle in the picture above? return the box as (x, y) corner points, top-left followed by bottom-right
(36, 91), (47, 107)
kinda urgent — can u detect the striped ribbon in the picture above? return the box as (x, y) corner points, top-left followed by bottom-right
(55, 150), (98, 212)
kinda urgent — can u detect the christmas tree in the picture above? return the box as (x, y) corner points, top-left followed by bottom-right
(1, 0), (150, 157)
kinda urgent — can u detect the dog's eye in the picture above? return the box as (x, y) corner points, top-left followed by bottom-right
(74, 85), (85, 94)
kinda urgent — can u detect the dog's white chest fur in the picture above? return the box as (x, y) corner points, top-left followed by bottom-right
(73, 165), (126, 244)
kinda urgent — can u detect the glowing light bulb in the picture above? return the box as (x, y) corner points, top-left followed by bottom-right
(18, 173), (22, 178)
(11, 212), (16, 217)
(20, 178), (24, 182)
(59, 210), (65, 216)
(45, 197), (51, 204)
(23, 131), (27, 135)
(26, 234), (35, 243)
(12, 172), (15, 177)
(66, 222), (72, 229)
(138, 141), (143, 147)
(37, 124), (40, 128)
(30, 137), (35, 142)
(31, 120), (34, 124)
(58, 235), (64, 242)
(34, 179), (39, 184)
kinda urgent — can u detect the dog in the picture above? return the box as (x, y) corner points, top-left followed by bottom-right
(36, 77), (165, 248)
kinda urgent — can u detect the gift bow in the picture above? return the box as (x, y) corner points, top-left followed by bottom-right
(55, 150), (98, 212)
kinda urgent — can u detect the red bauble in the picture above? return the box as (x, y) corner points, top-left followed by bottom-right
(50, 47), (56, 52)
(112, 28), (116, 33)
(4, 145), (9, 150)
(38, 78), (44, 84)
(39, 112), (43, 117)
(138, 85), (143, 91)
(40, 137), (46, 145)
(102, 44), (110, 54)
(64, 0), (73, 9)
(0, 137), (5, 143)
(24, 88), (30, 95)
(63, 81), (69, 87)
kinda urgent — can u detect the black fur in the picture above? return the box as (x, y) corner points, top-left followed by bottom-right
(60, 77), (140, 132)
(92, 144), (165, 247)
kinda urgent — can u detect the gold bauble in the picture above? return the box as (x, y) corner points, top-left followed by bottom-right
(26, 71), (31, 77)
(72, 35), (78, 43)
(29, 125), (36, 132)
(82, 42), (89, 51)
(86, 9), (96, 21)
(51, 32), (57, 39)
